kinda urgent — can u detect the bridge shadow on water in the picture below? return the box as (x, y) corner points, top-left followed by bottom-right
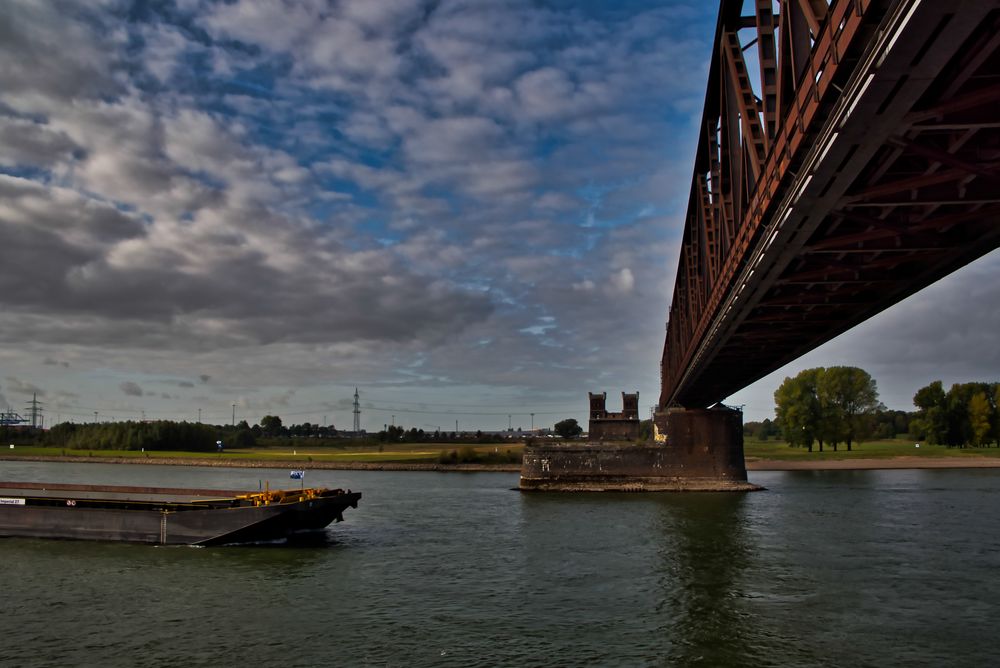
(651, 493), (760, 667)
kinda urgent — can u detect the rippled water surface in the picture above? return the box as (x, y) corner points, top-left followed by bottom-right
(2, 461), (999, 667)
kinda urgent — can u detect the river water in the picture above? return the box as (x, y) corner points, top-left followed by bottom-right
(1, 461), (998, 667)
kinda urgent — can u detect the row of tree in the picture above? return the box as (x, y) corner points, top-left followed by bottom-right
(1, 416), (348, 451)
(40, 421), (221, 451)
(746, 409), (912, 443)
(2, 414), (534, 451)
(375, 425), (511, 444)
(258, 415), (339, 438)
(770, 367), (1000, 450)
(773, 366), (881, 451)
(911, 380), (1000, 447)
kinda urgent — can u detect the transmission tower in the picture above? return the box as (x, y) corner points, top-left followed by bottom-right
(352, 387), (361, 435)
(25, 393), (43, 429)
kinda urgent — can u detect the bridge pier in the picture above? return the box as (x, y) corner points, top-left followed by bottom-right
(519, 406), (760, 492)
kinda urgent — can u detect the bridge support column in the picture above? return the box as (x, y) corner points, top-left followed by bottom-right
(519, 406), (760, 492)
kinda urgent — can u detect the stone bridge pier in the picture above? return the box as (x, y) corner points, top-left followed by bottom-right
(519, 405), (759, 492)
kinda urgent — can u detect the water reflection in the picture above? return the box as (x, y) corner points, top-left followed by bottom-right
(516, 491), (762, 666)
(653, 493), (758, 667)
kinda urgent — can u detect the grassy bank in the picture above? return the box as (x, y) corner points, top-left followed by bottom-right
(0, 442), (524, 466)
(5, 438), (1000, 469)
(744, 437), (1000, 460)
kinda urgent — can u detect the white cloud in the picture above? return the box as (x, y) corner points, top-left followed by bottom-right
(609, 267), (635, 294)
(18, 0), (990, 433)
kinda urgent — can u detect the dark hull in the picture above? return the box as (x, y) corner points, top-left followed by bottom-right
(0, 482), (361, 546)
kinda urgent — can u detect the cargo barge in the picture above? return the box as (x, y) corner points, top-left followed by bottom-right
(0, 481), (361, 546)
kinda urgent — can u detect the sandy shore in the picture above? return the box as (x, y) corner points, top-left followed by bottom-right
(4, 453), (1000, 472)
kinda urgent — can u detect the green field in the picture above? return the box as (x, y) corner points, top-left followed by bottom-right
(744, 437), (1000, 460)
(1, 442), (524, 464)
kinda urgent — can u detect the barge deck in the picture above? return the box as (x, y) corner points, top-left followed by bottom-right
(0, 481), (361, 545)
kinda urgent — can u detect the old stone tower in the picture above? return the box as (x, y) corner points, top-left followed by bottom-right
(588, 391), (640, 440)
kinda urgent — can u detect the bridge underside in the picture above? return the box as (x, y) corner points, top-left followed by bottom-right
(662, 0), (1000, 409)
(520, 1), (1000, 493)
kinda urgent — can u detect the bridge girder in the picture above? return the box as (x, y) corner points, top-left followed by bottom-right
(661, 0), (1000, 409)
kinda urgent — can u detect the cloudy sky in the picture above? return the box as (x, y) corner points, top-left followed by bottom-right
(1, 0), (997, 432)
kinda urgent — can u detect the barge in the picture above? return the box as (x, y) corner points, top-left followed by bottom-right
(0, 481), (361, 546)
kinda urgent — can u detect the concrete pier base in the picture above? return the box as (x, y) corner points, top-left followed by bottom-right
(519, 406), (761, 492)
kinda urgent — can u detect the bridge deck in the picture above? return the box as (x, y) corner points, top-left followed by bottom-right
(662, 0), (1000, 408)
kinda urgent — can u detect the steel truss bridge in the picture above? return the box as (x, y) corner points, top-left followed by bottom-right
(660, 0), (1000, 409)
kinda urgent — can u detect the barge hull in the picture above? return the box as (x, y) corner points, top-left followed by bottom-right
(0, 482), (360, 545)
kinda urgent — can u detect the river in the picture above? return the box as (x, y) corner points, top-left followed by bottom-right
(1, 460), (998, 667)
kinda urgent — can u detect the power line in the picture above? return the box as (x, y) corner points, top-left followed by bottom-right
(360, 405), (571, 416)
(349, 394), (583, 410)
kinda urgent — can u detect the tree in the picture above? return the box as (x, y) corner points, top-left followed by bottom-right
(913, 381), (1000, 447)
(818, 366), (881, 451)
(774, 367), (882, 451)
(873, 409), (910, 439)
(969, 392), (992, 447)
(231, 428), (256, 448)
(744, 419), (780, 440)
(774, 368), (822, 451)
(995, 385), (1000, 447)
(944, 382), (993, 447)
(377, 425), (405, 442)
(913, 380), (947, 444)
(260, 415), (283, 437)
(554, 418), (583, 440)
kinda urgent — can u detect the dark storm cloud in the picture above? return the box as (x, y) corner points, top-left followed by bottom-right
(4, 376), (45, 397)
(0, 117), (80, 170)
(120, 381), (144, 397)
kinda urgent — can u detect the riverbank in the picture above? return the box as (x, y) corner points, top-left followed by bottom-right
(745, 456), (1000, 470)
(0, 453), (521, 472)
(4, 452), (1000, 472)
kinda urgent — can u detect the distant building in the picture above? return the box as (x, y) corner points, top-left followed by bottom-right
(588, 391), (640, 441)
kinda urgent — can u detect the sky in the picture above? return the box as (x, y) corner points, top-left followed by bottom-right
(1, 0), (998, 433)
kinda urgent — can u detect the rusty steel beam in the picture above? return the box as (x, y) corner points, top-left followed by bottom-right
(845, 168), (977, 201)
(660, 0), (1000, 409)
(755, 0), (779, 141)
(887, 138), (1000, 182)
(660, 0), (879, 408)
